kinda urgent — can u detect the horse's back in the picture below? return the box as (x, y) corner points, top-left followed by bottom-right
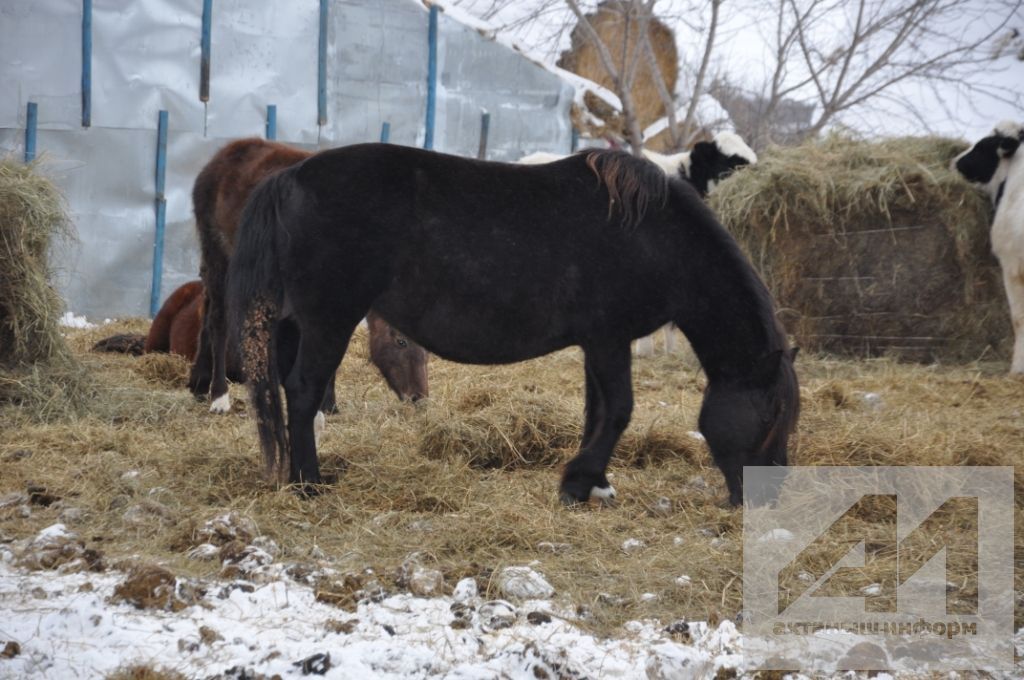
(194, 138), (312, 252)
(274, 145), (717, 362)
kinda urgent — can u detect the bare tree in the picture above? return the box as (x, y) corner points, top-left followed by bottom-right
(732, 0), (1024, 145)
(447, 0), (1024, 151)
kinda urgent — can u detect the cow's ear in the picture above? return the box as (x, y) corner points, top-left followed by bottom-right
(999, 136), (1020, 158)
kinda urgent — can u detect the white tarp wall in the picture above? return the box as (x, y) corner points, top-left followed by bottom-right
(0, 0), (576, 319)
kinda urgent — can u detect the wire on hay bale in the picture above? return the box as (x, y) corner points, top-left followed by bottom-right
(0, 158), (92, 418)
(709, 134), (1008, 362)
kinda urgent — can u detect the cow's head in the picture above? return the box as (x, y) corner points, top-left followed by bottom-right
(688, 131), (758, 196)
(953, 121), (1023, 203)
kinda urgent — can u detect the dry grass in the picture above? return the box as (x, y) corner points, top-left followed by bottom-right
(2, 321), (1022, 636)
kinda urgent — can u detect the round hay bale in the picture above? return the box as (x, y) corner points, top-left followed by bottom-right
(559, 1), (678, 138)
(709, 135), (1008, 362)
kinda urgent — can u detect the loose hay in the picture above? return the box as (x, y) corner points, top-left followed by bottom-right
(1, 321), (1022, 637)
(709, 134), (1006, 362)
(133, 352), (191, 388)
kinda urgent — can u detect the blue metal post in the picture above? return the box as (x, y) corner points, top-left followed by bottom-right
(380, 121), (391, 143)
(424, 4), (438, 150)
(24, 102), (38, 163)
(81, 0), (92, 127)
(571, 126), (580, 153)
(266, 104), (277, 140)
(150, 110), (169, 318)
(317, 0), (328, 126)
(477, 111), (490, 159)
(200, 0), (212, 102)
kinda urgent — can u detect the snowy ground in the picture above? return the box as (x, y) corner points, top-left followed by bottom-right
(0, 525), (747, 679)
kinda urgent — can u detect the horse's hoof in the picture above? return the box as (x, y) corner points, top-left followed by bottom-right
(559, 490), (586, 507)
(589, 484), (617, 506)
(291, 482), (326, 498)
(209, 393), (231, 414)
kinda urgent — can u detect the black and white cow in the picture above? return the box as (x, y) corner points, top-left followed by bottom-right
(953, 120), (1024, 373)
(518, 131), (758, 356)
(642, 131), (758, 197)
(518, 130), (758, 198)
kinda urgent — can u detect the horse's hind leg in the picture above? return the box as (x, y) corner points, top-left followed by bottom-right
(561, 341), (633, 505)
(193, 217), (232, 412)
(187, 286), (213, 396)
(283, 324), (356, 489)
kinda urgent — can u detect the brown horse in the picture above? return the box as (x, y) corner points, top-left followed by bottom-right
(189, 138), (429, 412)
(94, 280), (422, 409)
(143, 281), (210, 359)
(91, 281), (231, 371)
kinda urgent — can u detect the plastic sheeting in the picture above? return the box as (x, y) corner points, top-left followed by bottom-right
(0, 0), (574, 318)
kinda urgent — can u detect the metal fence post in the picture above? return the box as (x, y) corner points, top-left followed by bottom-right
(318, 0), (328, 128)
(424, 4), (438, 150)
(150, 110), (169, 318)
(82, 0), (92, 127)
(266, 104), (277, 140)
(477, 110), (490, 159)
(24, 102), (38, 163)
(200, 0), (212, 102)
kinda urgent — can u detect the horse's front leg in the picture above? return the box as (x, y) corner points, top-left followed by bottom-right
(560, 341), (633, 505)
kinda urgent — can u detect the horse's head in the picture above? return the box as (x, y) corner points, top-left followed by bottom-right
(698, 347), (799, 507)
(366, 311), (429, 403)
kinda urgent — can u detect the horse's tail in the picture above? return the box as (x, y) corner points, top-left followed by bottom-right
(227, 170), (292, 484)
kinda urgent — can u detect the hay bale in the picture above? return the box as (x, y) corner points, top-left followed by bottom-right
(0, 159), (94, 418)
(709, 134), (1008, 362)
(559, 1), (678, 139)
(0, 159), (72, 366)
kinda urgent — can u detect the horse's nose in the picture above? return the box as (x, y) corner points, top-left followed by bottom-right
(408, 393), (426, 404)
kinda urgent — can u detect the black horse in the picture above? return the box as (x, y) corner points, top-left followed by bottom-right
(227, 144), (799, 506)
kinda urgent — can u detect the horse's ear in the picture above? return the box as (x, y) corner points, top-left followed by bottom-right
(789, 346), (799, 361)
(750, 349), (785, 386)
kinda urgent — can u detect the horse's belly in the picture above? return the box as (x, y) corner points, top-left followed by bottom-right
(371, 294), (571, 365)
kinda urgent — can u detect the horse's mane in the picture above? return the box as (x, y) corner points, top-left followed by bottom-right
(584, 150), (668, 228)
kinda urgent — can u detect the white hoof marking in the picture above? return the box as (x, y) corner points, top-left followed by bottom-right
(590, 485), (617, 504)
(314, 411), (326, 447)
(209, 393), (231, 414)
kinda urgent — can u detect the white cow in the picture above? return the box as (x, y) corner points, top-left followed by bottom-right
(517, 132), (758, 356)
(953, 120), (1024, 373)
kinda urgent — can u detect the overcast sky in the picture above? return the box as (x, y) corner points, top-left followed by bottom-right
(443, 0), (1024, 142)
